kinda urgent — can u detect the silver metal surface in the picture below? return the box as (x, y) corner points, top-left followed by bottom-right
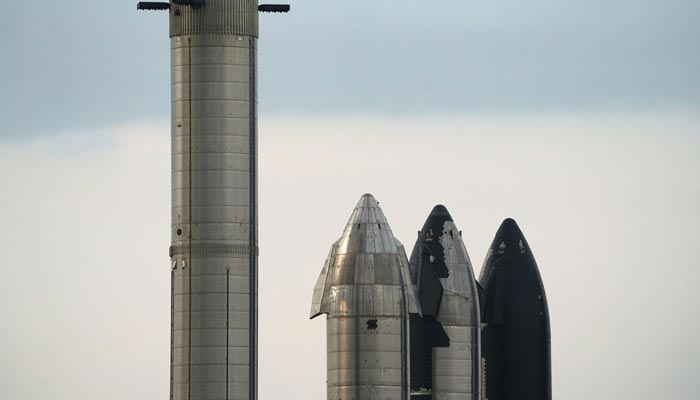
(169, 3), (259, 400)
(170, 0), (259, 37)
(311, 194), (420, 400)
(410, 210), (481, 400)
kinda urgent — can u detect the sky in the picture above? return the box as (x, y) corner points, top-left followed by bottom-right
(1, 1), (699, 400)
(2, 0), (699, 137)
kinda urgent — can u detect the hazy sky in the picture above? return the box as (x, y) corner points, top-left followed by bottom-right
(1, 1), (699, 400)
(1, 0), (699, 137)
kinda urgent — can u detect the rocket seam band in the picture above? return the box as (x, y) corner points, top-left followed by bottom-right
(172, 98), (254, 103)
(186, 37), (193, 400)
(171, 63), (253, 67)
(170, 269), (175, 400)
(398, 257), (409, 400)
(171, 133), (254, 138)
(247, 36), (257, 400)
(225, 267), (230, 400)
(172, 116), (253, 120)
(169, 243), (259, 257)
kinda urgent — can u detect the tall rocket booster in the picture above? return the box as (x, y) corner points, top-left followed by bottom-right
(310, 194), (420, 400)
(138, 1), (287, 399)
(409, 206), (481, 400)
(479, 219), (551, 400)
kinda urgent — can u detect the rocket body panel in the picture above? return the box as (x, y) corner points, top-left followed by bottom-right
(395, 239), (421, 316)
(170, 0), (259, 38)
(169, 3), (259, 399)
(479, 219), (551, 400)
(326, 316), (407, 400)
(409, 206), (481, 400)
(311, 194), (417, 400)
(310, 246), (336, 319)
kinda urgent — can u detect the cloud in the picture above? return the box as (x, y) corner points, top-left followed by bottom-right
(1, 112), (699, 399)
(3, 1), (700, 137)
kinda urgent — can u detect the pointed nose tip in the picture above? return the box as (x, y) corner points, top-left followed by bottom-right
(356, 193), (379, 208)
(501, 217), (520, 230)
(417, 204), (455, 235)
(429, 204), (452, 219)
(494, 217), (525, 243)
(347, 193), (388, 225)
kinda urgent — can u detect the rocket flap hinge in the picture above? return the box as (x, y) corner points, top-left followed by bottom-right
(259, 4), (290, 13)
(137, 2), (170, 10)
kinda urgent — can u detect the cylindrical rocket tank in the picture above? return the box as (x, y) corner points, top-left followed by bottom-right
(310, 194), (420, 400)
(168, 2), (259, 400)
(478, 219), (551, 400)
(409, 206), (481, 400)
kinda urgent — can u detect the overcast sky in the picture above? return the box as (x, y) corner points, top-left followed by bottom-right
(1, 1), (699, 400)
(1, 0), (699, 137)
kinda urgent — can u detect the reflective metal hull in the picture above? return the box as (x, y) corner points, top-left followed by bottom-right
(409, 206), (481, 400)
(311, 194), (420, 400)
(169, 2), (259, 400)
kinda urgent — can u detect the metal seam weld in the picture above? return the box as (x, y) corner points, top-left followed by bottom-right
(399, 260), (409, 400)
(226, 267), (230, 400)
(170, 243), (259, 257)
(248, 36), (257, 400)
(170, 269), (175, 400)
(187, 36), (193, 400)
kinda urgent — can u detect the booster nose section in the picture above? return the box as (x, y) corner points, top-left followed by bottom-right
(310, 194), (419, 318)
(309, 194), (418, 400)
(479, 218), (551, 400)
(409, 205), (482, 400)
(479, 218), (549, 326)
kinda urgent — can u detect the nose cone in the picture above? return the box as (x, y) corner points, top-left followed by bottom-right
(409, 205), (482, 397)
(427, 204), (453, 220)
(479, 218), (552, 400)
(310, 194), (420, 319)
(410, 204), (480, 319)
(412, 204), (458, 282)
(337, 193), (395, 254)
(479, 218), (548, 326)
(344, 193), (389, 225)
(491, 218), (527, 250)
